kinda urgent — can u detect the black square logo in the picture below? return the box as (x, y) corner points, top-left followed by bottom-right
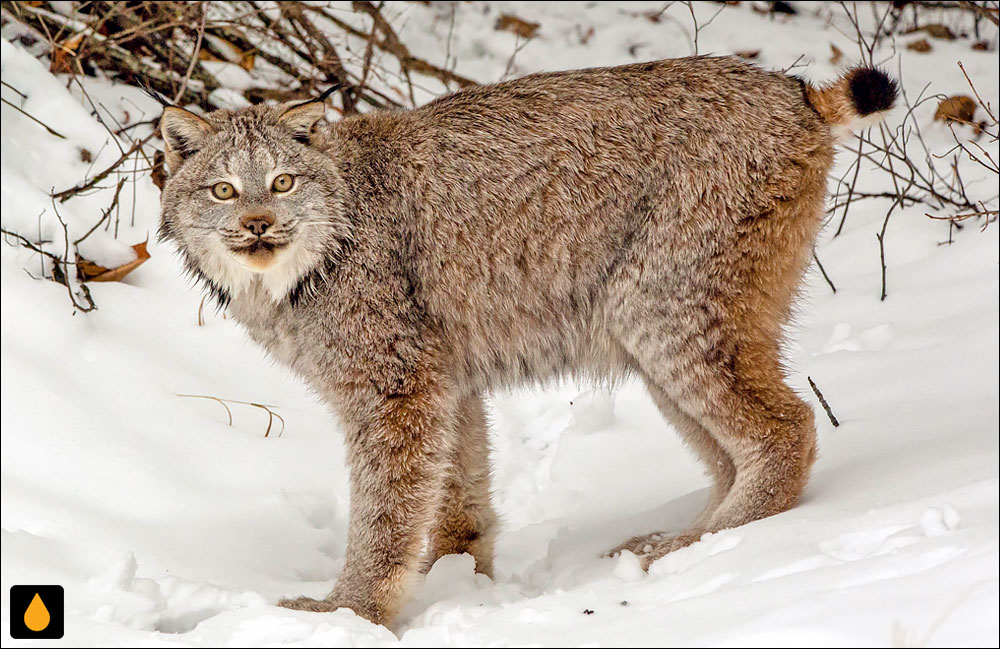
(9, 585), (64, 639)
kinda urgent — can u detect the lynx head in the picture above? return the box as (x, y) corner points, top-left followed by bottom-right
(158, 100), (349, 303)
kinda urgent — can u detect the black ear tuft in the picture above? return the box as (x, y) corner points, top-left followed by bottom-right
(847, 67), (899, 117)
(138, 79), (175, 108)
(279, 83), (344, 144)
(288, 82), (345, 111)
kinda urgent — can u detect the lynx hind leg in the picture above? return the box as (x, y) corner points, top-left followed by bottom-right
(424, 393), (498, 577)
(608, 268), (818, 567)
(607, 377), (735, 558)
(627, 332), (816, 569)
(693, 343), (818, 531)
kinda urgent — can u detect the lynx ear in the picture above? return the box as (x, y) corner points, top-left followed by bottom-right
(278, 101), (326, 144)
(160, 107), (215, 172)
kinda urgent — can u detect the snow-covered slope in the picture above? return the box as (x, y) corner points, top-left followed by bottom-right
(2, 2), (998, 646)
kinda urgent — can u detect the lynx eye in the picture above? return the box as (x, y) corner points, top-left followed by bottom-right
(272, 173), (295, 193)
(211, 182), (237, 200)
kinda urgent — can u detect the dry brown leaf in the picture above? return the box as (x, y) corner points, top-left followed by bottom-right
(829, 43), (843, 64)
(151, 150), (167, 192)
(239, 52), (256, 72)
(934, 95), (977, 124)
(204, 34), (256, 65)
(200, 41), (254, 71)
(907, 38), (933, 53)
(922, 24), (956, 40)
(735, 49), (760, 60)
(495, 14), (539, 39)
(972, 40), (991, 51)
(198, 49), (226, 63)
(50, 33), (84, 74)
(77, 241), (150, 283)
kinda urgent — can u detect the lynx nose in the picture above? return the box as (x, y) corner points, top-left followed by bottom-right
(241, 213), (275, 236)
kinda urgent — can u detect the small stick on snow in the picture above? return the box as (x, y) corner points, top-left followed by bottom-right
(812, 250), (837, 294)
(176, 393), (285, 437)
(0, 97), (66, 139)
(73, 178), (126, 246)
(808, 377), (840, 428)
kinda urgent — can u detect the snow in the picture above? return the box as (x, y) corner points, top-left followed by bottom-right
(2, 1), (998, 646)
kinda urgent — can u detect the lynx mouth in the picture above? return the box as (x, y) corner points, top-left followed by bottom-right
(230, 240), (288, 270)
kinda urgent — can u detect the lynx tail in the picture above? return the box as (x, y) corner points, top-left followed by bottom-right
(805, 67), (898, 142)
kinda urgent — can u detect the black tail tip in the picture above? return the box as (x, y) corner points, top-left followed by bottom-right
(847, 67), (899, 116)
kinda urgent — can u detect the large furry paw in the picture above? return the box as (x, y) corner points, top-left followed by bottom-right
(607, 531), (704, 570)
(606, 531), (672, 558)
(277, 595), (344, 613)
(278, 594), (381, 624)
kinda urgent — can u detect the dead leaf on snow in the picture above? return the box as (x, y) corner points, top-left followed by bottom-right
(495, 14), (539, 39)
(829, 43), (843, 64)
(906, 23), (957, 40)
(77, 241), (150, 283)
(907, 38), (932, 53)
(50, 32), (84, 74)
(922, 24), (957, 40)
(934, 95), (977, 124)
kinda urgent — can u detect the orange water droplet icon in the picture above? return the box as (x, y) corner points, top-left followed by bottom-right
(24, 592), (51, 632)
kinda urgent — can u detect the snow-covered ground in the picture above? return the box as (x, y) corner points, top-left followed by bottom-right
(2, 2), (998, 646)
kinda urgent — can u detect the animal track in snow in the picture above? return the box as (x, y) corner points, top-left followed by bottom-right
(648, 531), (742, 576)
(920, 505), (961, 537)
(818, 525), (918, 561)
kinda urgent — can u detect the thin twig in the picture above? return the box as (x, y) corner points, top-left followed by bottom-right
(73, 178), (126, 246)
(51, 197), (97, 313)
(176, 393), (285, 437)
(808, 377), (840, 428)
(178, 393), (233, 426)
(1, 80), (27, 99)
(52, 131), (156, 202)
(813, 250), (837, 294)
(172, 3), (208, 104)
(0, 97), (66, 138)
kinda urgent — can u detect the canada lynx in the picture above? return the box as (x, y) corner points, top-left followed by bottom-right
(159, 56), (896, 626)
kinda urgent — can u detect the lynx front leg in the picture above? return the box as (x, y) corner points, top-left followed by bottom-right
(424, 392), (498, 577)
(279, 382), (454, 625)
